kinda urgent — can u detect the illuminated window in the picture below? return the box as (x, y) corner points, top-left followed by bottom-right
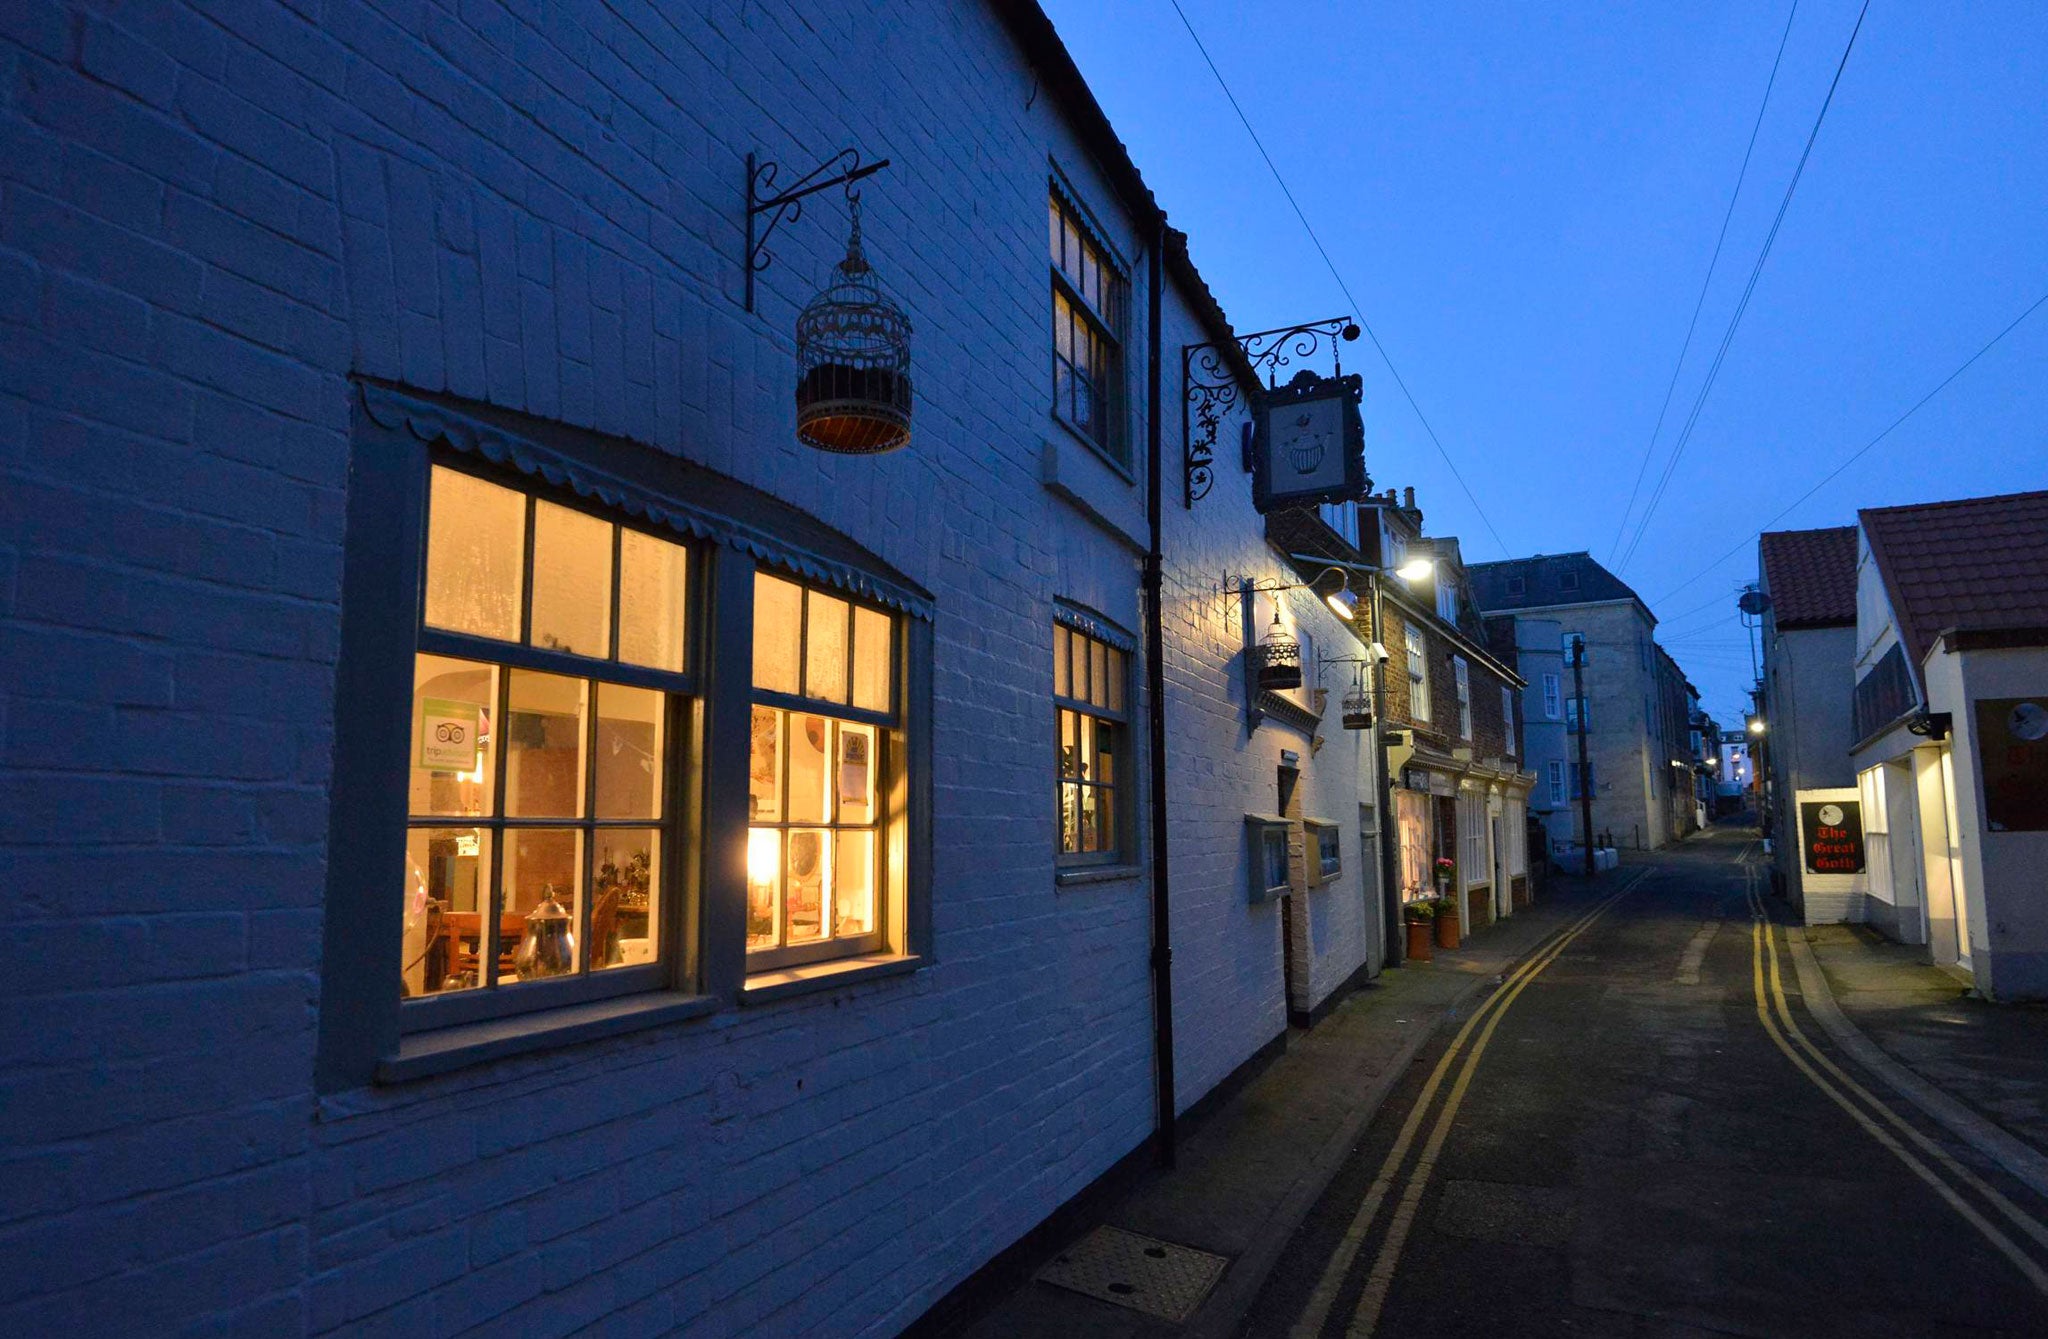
(1055, 620), (1131, 864)
(746, 572), (900, 970)
(405, 466), (689, 1012)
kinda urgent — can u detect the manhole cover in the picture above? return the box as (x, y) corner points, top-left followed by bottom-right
(1035, 1225), (1229, 1322)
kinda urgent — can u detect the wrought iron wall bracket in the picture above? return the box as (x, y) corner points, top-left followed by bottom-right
(1182, 316), (1358, 507)
(745, 148), (890, 312)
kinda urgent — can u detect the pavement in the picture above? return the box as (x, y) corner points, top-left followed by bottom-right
(931, 827), (2048, 1338)
(943, 867), (1620, 1339)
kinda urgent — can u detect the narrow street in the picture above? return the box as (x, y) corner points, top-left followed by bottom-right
(1246, 827), (2048, 1339)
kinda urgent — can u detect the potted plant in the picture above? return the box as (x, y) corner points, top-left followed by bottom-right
(1433, 857), (1462, 950)
(1404, 898), (1436, 962)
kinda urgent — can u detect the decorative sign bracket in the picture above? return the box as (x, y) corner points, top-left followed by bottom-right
(745, 147), (890, 312)
(1182, 316), (1358, 507)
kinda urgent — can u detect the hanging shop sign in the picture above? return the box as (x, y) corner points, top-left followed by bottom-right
(1799, 797), (1865, 875)
(1976, 697), (2048, 832)
(1251, 370), (1366, 514)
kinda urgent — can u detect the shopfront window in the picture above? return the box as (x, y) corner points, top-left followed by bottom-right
(747, 572), (899, 969)
(1055, 621), (1129, 863)
(404, 466), (688, 1010)
(1396, 789), (1431, 902)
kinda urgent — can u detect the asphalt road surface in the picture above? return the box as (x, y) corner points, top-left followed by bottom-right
(1244, 827), (2048, 1339)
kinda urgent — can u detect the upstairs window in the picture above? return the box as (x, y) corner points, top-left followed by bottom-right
(404, 466), (691, 1016)
(1566, 696), (1591, 733)
(747, 573), (901, 970)
(1054, 620), (1131, 864)
(1560, 570), (1580, 593)
(1406, 625), (1431, 723)
(1502, 685), (1516, 754)
(1548, 760), (1567, 805)
(1050, 186), (1128, 462)
(1542, 673), (1563, 720)
(1505, 575), (1526, 598)
(1437, 580), (1459, 625)
(1453, 657), (1472, 739)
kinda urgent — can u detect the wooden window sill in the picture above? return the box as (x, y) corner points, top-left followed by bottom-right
(378, 990), (718, 1084)
(740, 953), (923, 1005)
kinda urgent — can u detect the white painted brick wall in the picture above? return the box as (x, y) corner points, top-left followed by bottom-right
(0, 1), (1379, 1334)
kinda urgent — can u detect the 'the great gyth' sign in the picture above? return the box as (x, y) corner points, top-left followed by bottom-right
(1800, 798), (1865, 875)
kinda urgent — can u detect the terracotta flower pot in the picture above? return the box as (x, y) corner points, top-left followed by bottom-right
(1406, 918), (1435, 962)
(1435, 906), (1462, 950)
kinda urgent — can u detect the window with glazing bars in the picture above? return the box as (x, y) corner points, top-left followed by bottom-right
(1055, 621), (1129, 862)
(747, 572), (900, 970)
(403, 465), (690, 1018)
(1049, 188), (1126, 460)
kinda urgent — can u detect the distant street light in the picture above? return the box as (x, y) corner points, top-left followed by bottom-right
(1748, 717), (1767, 735)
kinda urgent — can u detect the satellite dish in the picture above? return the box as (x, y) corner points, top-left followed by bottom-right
(1737, 589), (1772, 616)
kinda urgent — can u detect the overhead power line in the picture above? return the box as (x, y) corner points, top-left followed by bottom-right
(1166, 0), (1510, 556)
(1654, 283), (2048, 606)
(1615, 0), (1873, 574)
(1608, 0), (1802, 566)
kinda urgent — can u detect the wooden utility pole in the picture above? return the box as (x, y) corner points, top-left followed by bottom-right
(1571, 635), (1595, 878)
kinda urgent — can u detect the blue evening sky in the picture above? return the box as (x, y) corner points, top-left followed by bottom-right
(1040, 0), (2048, 728)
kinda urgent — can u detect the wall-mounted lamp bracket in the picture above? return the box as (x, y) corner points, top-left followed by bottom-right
(745, 148), (891, 312)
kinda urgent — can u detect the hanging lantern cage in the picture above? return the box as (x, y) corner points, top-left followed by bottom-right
(1256, 611), (1302, 692)
(1341, 671), (1373, 730)
(795, 192), (912, 454)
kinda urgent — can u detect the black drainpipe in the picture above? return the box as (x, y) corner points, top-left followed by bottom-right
(1144, 218), (1177, 1168)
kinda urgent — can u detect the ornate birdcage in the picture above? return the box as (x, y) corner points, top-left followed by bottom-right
(1341, 671), (1373, 731)
(794, 193), (912, 454)
(1255, 611), (1302, 692)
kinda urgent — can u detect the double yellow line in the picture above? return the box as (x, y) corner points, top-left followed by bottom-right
(1288, 873), (1646, 1339)
(1743, 861), (2048, 1297)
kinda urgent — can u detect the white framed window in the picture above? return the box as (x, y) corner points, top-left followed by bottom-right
(1406, 625), (1431, 722)
(747, 572), (901, 971)
(1436, 580), (1459, 625)
(1457, 794), (1485, 889)
(1318, 500), (1360, 547)
(402, 466), (692, 1018)
(1453, 656), (1471, 739)
(1548, 760), (1566, 805)
(1055, 620), (1130, 865)
(1562, 632), (1588, 666)
(1566, 696), (1590, 734)
(1501, 684), (1516, 754)
(1050, 184), (1128, 462)
(1542, 673), (1562, 721)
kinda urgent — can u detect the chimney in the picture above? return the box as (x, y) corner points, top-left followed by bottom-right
(1402, 486), (1415, 510)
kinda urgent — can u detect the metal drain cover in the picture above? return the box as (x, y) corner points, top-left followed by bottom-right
(1035, 1225), (1229, 1322)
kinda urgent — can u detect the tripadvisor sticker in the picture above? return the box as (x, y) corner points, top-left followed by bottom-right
(419, 697), (483, 772)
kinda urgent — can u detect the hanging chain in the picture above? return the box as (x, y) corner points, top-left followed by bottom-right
(842, 188), (869, 274)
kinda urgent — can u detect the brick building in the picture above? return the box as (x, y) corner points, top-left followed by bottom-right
(0, 2), (1390, 1334)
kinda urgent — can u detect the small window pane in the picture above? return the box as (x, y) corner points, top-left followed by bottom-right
(592, 828), (658, 971)
(1049, 199), (1062, 264)
(402, 827), (490, 997)
(753, 573), (802, 695)
(852, 606), (892, 713)
(748, 706), (784, 823)
(1092, 720), (1117, 786)
(1076, 785), (1101, 853)
(786, 828), (831, 944)
(805, 591), (850, 704)
(1095, 787), (1114, 854)
(618, 530), (688, 672)
(1089, 638), (1107, 707)
(1106, 648), (1125, 713)
(834, 830), (874, 937)
(409, 655), (497, 818)
(838, 722), (876, 825)
(1263, 828), (1288, 890)
(505, 670), (587, 819)
(746, 828), (781, 949)
(787, 713), (830, 824)
(502, 828), (583, 979)
(529, 501), (613, 658)
(1053, 625), (1071, 698)
(1059, 710), (1080, 779)
(1060, 782), (1082, 854)
(424, 467), (525, 641)
(594, 684), (663, 820)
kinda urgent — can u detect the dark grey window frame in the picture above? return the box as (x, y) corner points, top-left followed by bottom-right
(316, 384), (935, 1092)
(1048, 171), (1131, 466)
(1053, 605), (1136, 870)
(1245, 815), (1291, 903)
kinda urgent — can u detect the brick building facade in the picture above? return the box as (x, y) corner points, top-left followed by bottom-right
(0, 2), (1388, 1334)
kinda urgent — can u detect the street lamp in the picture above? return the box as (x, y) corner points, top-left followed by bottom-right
(1748, 717), (1767, 736)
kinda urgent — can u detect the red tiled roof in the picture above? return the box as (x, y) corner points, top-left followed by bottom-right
(1860, 489), (2048, 670)
(1758, 526), (1858, 628)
